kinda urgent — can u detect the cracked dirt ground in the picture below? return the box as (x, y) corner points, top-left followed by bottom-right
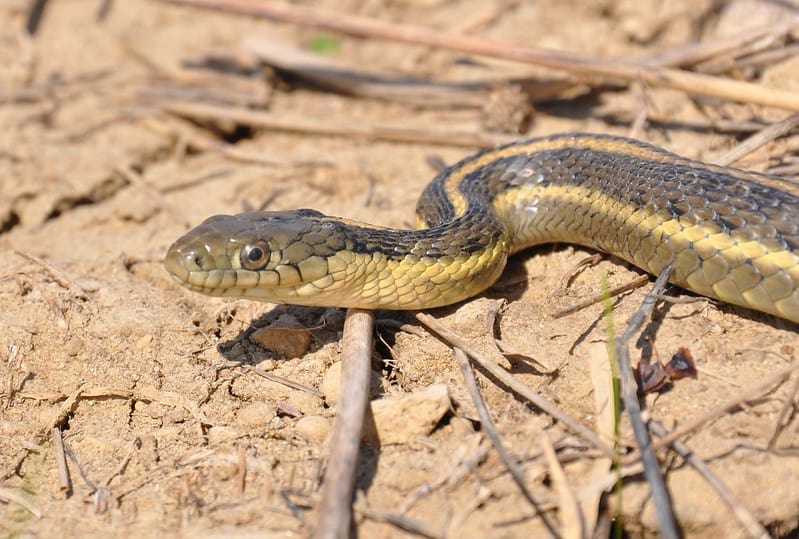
(2, 0), (799, 537)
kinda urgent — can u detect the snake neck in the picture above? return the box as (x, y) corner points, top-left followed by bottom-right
(323, 208), (513, 309)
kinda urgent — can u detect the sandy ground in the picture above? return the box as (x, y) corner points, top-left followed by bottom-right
(2, 0), (799, 537)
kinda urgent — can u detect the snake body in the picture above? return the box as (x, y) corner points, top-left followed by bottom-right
(165, 134), (799, 323)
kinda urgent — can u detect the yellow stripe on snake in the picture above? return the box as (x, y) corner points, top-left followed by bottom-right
(164, 134), (799, 323)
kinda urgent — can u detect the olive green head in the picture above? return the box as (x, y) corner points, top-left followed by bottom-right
(164, 210), (353, 305)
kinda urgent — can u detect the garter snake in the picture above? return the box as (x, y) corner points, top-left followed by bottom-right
(164, 133), (799, 323)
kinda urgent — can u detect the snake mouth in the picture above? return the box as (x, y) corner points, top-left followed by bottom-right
(164, 243), (192, 285)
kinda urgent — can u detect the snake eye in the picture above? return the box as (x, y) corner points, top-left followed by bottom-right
(240, 240), (270, 270)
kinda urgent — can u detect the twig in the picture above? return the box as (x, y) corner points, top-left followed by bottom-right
(553, 274), (651, 319)
(768, 372), (799, 449)
(156, 0), (799, 111)
(242, 37), (487, 107)
(714, 112), (799, 167)
(315, 309), (374, 539)
(558, 253), (603, 290)
(453, 348), (557, 534)
(51, 427), (72, 496)
(0, 487), (42, 518)
(14, 250), (89, 300)
(415, 312), (616, 459)
(242, 365), (325, 398)
(355, 499), (443, 539)
(639, 22), (795, 69)
(113, 164), (193, 228)
(648, 420), (770, 539)
(63, 444), (98, 493)
(614, 266), (679, 539)
(153, 99), (517, 148)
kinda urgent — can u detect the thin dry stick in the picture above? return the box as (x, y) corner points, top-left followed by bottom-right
(355, 498), (443, 539)
(639, 21), (795, 69)
(154, 100), (517, 148)
(553, 274), (651, 318)
(15, 250), (88, 299)
(242, 37), (488, 107)
(315, 309), (374, 539)
(157, 0), (799, 111)
(415, 312), (616, 459)
(453, 348), (557, 534)
(243, 365), (324, 398)
(768, 372), (799, 449)
(51, 427), (72, 496)
(648, 420), (770, 539)
(614, 266), (678, 539)
(113, 164), (193, 228)
(0, 487), (42, 518)
(715, 112), (799, 167)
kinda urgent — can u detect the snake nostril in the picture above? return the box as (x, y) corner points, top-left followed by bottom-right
(184, 252), (205, 270)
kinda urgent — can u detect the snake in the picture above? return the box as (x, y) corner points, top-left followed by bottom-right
(164, 133), (799, 323)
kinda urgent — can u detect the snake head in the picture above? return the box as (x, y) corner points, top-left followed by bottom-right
(164, 209), (350, 304)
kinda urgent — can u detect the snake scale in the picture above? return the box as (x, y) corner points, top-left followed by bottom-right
(165, 134), (799, 323)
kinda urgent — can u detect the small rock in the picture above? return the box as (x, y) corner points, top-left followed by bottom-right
(234, 401), (276, 427)
(448, 416), (478, 437)
(207, 426), (238, 445)
(295, 415), (332, 445)
(250, 314), (312, 358)
(321, 361), (342, 404)
(66, 337), (83, 357)
(286, 391), (323, 416)
(135, 333), (153, 349)
(364, 384), (452, 445)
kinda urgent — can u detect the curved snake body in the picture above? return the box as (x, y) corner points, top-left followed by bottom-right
(165, 134), (799, 323)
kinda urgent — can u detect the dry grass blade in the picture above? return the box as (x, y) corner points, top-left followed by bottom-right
(315, 308), (374, 539)
(584, 341), (617, 536)
(0, 487), (42, 518)
(715, 112), (799, 167)
(614, 267), (678, 539)
(157, 0), (799, 111)
(541, 433), (585, 539)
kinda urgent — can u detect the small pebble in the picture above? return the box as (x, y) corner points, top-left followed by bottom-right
(364, 384), (452, 445)
(295, 415), (332, 445)
(234, 401), (277, 427)
(321, 361), (342, 404)
(286, 391), (323, 416)
(207, 426), (238, 445)
(250, 314), (312, 358)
